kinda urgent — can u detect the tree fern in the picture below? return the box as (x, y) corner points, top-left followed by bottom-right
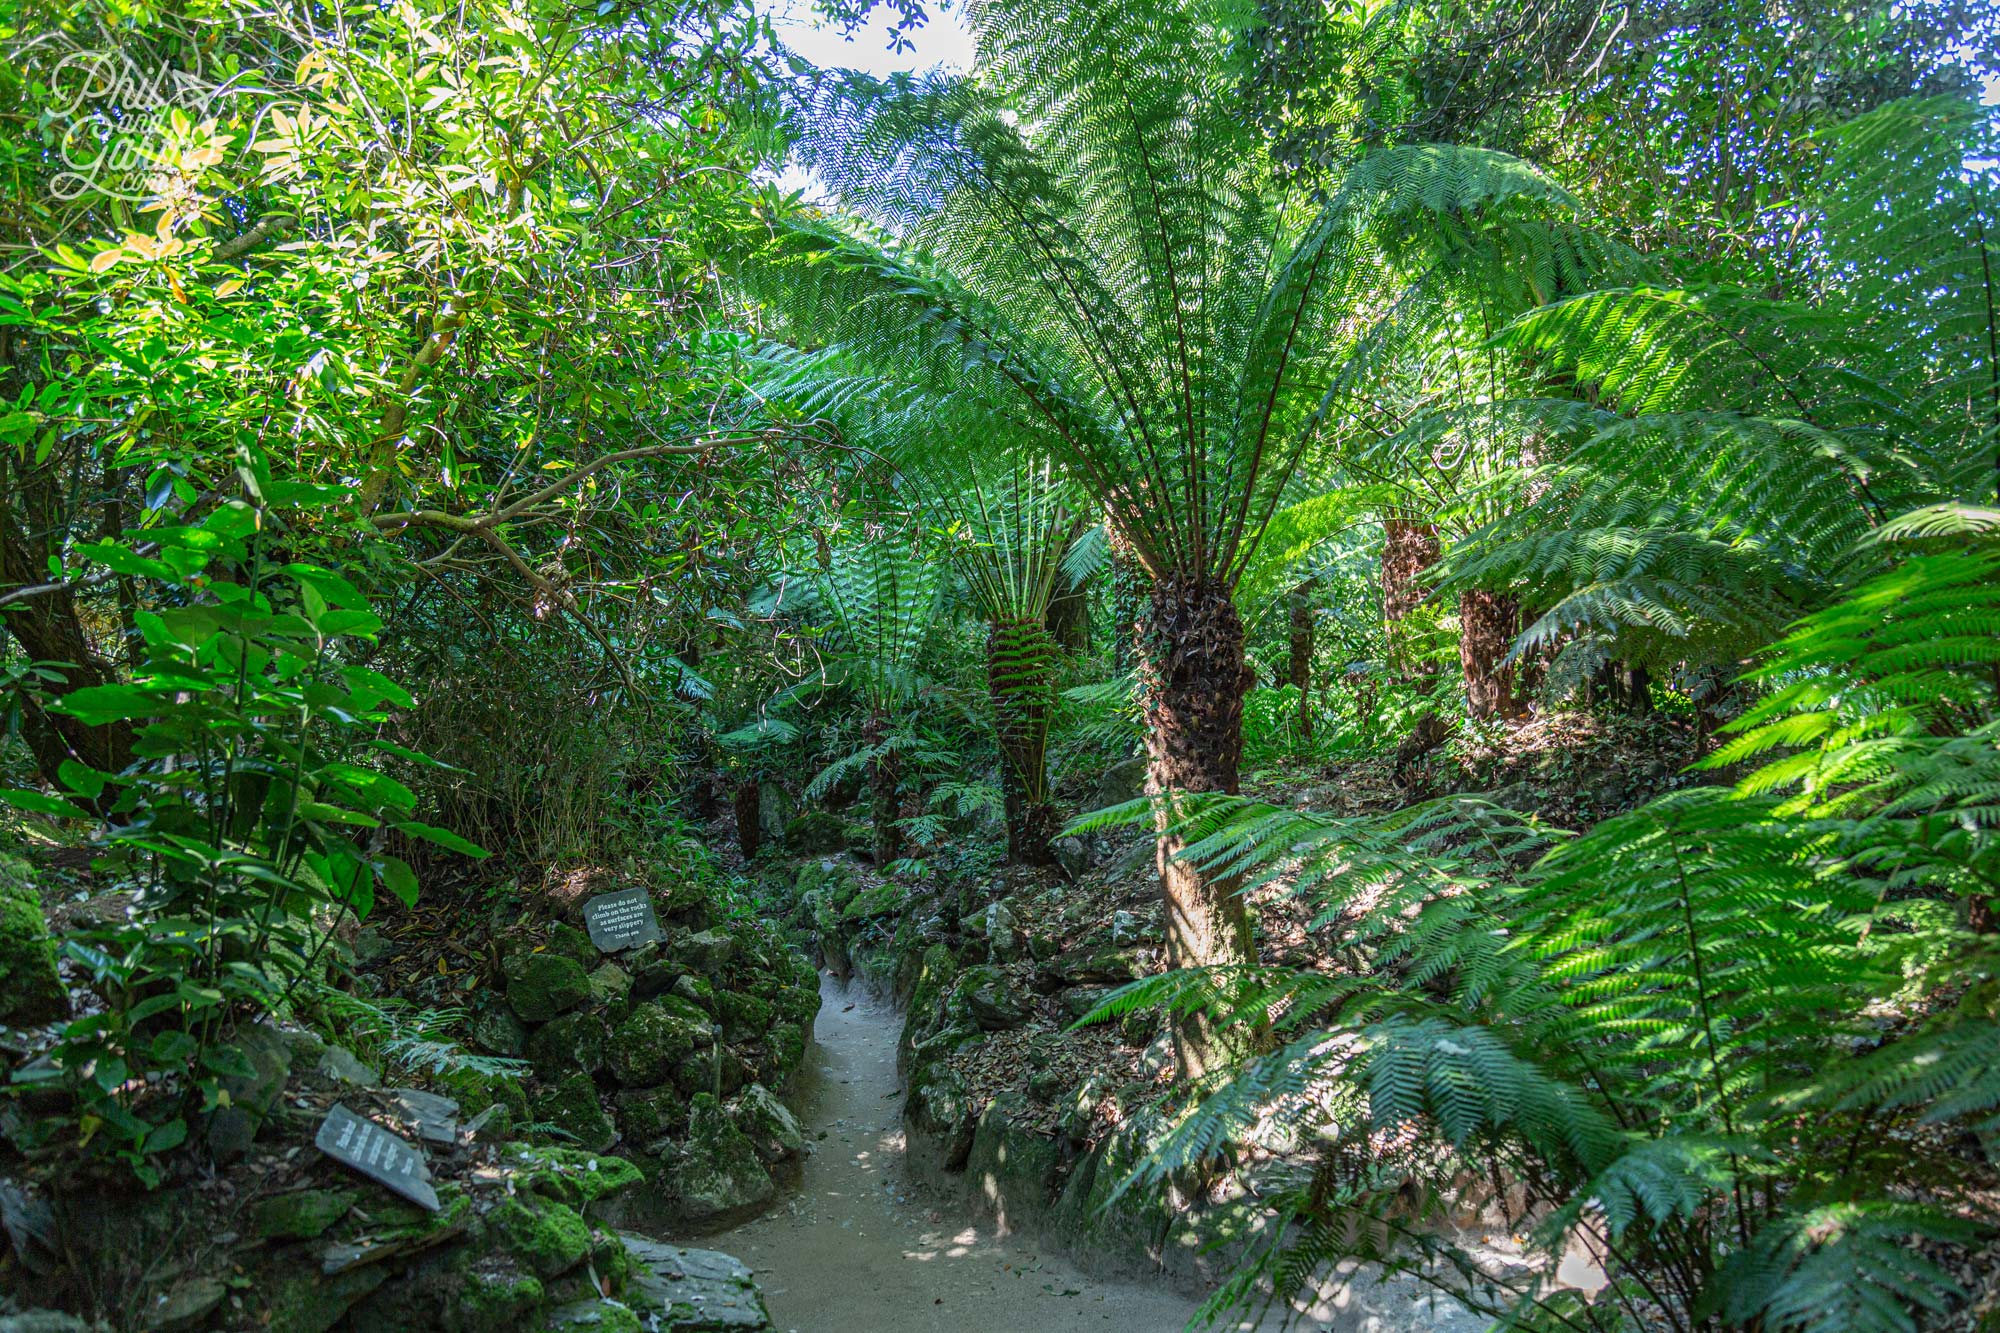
(1090, 534), (1998, 1328)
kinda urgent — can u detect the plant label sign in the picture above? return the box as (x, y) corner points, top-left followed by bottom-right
(582, 887), (663, 952)
(316, 1103), (439, 1211)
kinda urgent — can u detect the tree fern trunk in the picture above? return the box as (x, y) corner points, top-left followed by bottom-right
(865, 711), (901, 865)
(988, 618), (1058, 865)
(733, 782), (761, 860)
(1460, 589), (1528, 720)
(1286, 579), (1315, 740)
(1382, 517), (1440, 677)
(1138, 578), (1257, 1078)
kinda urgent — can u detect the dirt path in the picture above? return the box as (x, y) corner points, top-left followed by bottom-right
(687, 974), (1218, 1333)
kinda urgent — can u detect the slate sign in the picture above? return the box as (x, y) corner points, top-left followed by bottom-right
(583, 887), (663, 952)
(316, 1103), (439, 1211)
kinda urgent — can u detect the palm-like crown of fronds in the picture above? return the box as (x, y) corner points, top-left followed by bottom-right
(737, 0), (1583, 588)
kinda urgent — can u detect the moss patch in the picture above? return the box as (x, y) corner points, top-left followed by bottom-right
(0, 855), (65, 1025)
(487, 1195), (591, 1277)
(250, 1187), (356, 1240)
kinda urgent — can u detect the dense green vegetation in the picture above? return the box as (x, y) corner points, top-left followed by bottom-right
(1, 0), (1997, 1327)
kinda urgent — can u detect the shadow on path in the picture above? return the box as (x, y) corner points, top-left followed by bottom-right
(684, 974), (1222, 1333)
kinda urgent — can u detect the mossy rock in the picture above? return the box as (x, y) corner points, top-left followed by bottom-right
(711, 991), (771, 1043)
(964, 1093), (1062, 1235)
(0, 856), (64, 1025)
(508, 954), (593, 1023)
(782, 810), (848, 854)
(586, 962), (632, 1010)
(676, 929), (737, 976)
(1048, 1104), (1176, 1265)
(488, 1195), (592, 1278)
(666, 1094), (774, 1226)
(533, 1072), (618, 1153)
(907, 944), (958, 1021)
(439, 1064), (531, 1121)
(758, 1021), (809, 1088)
(767, 973), (819, 1027)
(451, 1265), (545, 1329)
(671, 973), (717, 1013)
(545, 923), (601, 969)
(728, 1083), (805, 1165)
(544, 1299), (643, 1333)
(509, 1144), (649, 1212)
(263, 1265), (393, 1333)
(616, 1084), (689, 1147)
(608, 997), (714, 1088)
(528, 1010), (611, 1080)
(466, 1002), (530, 1057)
(251, 1187), (356, 1240)
(838, 880), (903, 922)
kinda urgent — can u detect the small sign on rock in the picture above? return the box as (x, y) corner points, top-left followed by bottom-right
(315, 1103), (439, 1211)
(582, 887), (663, 952)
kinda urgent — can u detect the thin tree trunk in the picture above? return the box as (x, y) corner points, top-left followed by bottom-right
(1286, 579), (1315, 739)
(1137, 577), (1257, 1078)
(1044, 570), (1090, 657)
(733, 782), (762, 859)
(0, 503), (133, 798)
(1382, 517), (1440, 677)
(1459, 589), (1528, 720)
(988, 618), (1058, 865)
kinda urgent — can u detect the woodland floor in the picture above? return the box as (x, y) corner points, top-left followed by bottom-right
(687, 973), (1225, 1333)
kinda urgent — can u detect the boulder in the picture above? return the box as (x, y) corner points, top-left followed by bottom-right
(759, 1021), (808, 1088)
(1060, 986), (1113, 1023)
(672, 973), (717, 1013)
(586, 961), (632, 1009)
(544, 1299), (642, 1333)
(1047, 945), (1148, 985)
(964, 1093), (1062, 1235)
(316, 1046), (378, 1087)
(839, 880), (903, 923)
(622, 1236), (774, 1331)
(207, 1021), (291, 1160)
(533, 1072), (618, 1154)
(505, 954), (592, 1023)
(667, 1094), (774, 1226)
(486, 1193), (591, 1278)
(0, 856), (65, 1026)
(1091, 755), (1148, 808)
(674, 1043), (751, 1099)
(147, 1277), (228, 1332)
(727, 1084), (805, 1165)
(626, 944), (680, 1001)
(466, 1002), (529, 1057)
(903, 1062), (977, 1178)
(781, 811), (847, 855)
(1053, 836), (1089, 879)
(608, 998), (714, 1088)
(528, 1011), (610, 1081)
(678, 929), (737, 976)
(616, 1084), (689, 1148)
(250, 1188), (357, 1241)
(544, 922), (601, 968)
(964, 972), (1030, 1031)
(712, 991), (772, 1044)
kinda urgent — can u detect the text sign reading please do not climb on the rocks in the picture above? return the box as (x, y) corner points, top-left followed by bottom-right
(316, 1103), (440, 1211)
(582, 887), (664, 952)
